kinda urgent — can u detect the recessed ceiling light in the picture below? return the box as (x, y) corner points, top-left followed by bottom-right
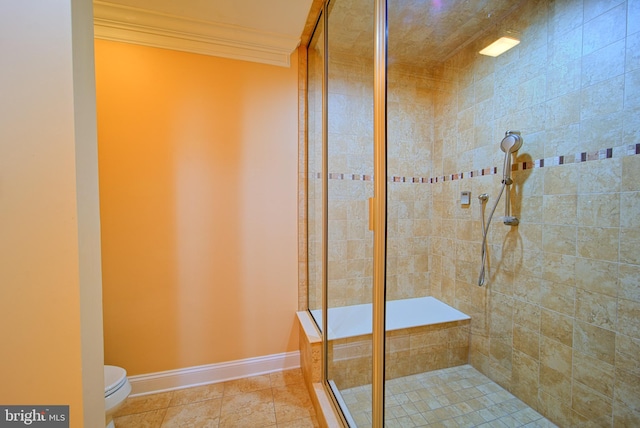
(479, 36), (520, 57)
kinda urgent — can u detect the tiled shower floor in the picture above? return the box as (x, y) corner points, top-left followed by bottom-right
(339, 365), (557, 427)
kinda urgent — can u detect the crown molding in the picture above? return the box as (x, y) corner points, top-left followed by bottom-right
(93, 1), (300, 67)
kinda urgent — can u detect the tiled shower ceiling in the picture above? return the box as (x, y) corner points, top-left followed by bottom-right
(328, 0), (524, 67)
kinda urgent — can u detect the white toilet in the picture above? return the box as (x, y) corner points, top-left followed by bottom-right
(104, 365), (131, 428)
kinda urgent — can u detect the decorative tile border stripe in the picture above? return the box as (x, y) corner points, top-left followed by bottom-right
(519, 147), (616, 170)
(310, 144), (638, 183)
(321, 172), (374, 181)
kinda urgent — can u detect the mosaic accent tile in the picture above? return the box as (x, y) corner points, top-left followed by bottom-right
(310, 144), (637, 185)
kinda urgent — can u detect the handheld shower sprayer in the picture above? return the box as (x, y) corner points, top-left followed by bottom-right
(500, 131), (522, 185)
(500, 131), (522, 226)
(477, 131), (524, 286)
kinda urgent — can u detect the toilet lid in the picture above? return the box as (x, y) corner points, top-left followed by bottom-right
(104, 365), (128, 397)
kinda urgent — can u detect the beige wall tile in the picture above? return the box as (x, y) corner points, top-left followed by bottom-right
(514, 249), (545, 279)
(614, 400), (640, 427)
(513, 324), (540, 359)
(578, 157), (622, 194)
(542, 225), (577, 255)
(620, 227), (640, 265)
(616, 333), (640, 377)
(619, 264), (640, 302)
(490, 337), (513, 371)
(538, 390), (573, 427)
(541, 336), (573, 373)
(541, 309), (574, 347)
(540, 364), (571, 400)
(545, 91), (582, 129)
(624, 108), (640, 150)
(571, 381), (613, 422)
(620, 152), (640, 192)
(577, 193), (620, 227)
(625, 69), (640, 110)
(625, 33), (640, 72)
(577, 226), (619, 262)
(574, 321), (616, 364)
(513, 274), (543, 305)
(519, 75), (547, 110)
(614, 367), (640, 415)
(617, 298), (640, 339)
(579, 111), (624, 153)
(489, 292), (514, 335)
(575, 257), (618, 296)
(513, 299), (541, 331)
(543, 194), (578, 225)
(582, 43), (626, 89)
(549, 0), (584, 39)
(470, 332), (489, 357)
(584, 0), (626, 22)
(620, 191), (640, 228)
(573, 350), (615, 398)
(519, 196), (545, 228)
(545, 123), (581, 156)
(540, 282), (576, 316)
(511, 350), (540, 408)
(580, 76), (625, 120)
(548, 23), (583, 66)
(630, 0), (640, 34)
(575, 289), (617, 330)
(543, 253), (576, 285)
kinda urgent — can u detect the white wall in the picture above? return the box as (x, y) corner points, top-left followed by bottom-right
(0, 1), (104, 426)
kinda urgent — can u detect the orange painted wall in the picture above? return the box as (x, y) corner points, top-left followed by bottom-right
(95, 40), (300, 375)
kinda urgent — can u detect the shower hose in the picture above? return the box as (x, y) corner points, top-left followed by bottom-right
(478, 181), (507, 286)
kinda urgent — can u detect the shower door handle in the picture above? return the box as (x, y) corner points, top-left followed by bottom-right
(369, 197), (375, 231)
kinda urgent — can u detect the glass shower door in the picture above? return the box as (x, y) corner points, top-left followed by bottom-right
(307, 7), (323, 330)
(310, 0), (640, 426)
(325, 0), (376, 424)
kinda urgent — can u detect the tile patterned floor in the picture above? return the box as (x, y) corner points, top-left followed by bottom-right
(113, 369), (319, 428)
(339, 365), (558, 427)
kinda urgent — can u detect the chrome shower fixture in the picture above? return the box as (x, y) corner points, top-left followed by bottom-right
(500, 130), (522, 226)
(500, 130), (522, 185)
(477, 131), (524, 285)
(500, 130), (523, 154)
(503, 215), (520, 226)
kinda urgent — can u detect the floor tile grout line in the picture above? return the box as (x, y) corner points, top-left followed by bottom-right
(114, 369), (317, 428)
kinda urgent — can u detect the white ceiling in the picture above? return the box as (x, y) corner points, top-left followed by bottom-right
(93, 0), (314, 67)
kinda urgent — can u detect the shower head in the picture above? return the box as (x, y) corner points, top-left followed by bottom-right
(500, 131), (523, 154)
(500, 130), (523, 186)
(499, 130), (523, 225)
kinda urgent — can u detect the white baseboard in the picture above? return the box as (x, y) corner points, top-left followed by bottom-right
(128, 351), (300, 396)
